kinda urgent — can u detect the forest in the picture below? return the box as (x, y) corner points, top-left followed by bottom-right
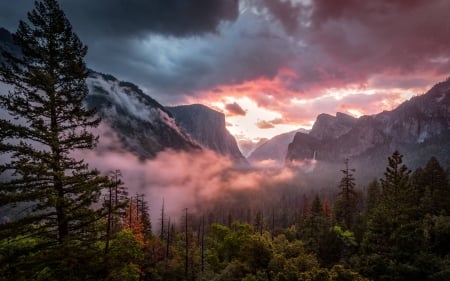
(1, 1), (450, 281)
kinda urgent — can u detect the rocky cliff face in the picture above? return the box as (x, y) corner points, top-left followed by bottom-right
(167, 104), (246, 162)
(309, 112), (357, 140)
(85, 72), (200, 158)
(287, 79), (450, 175)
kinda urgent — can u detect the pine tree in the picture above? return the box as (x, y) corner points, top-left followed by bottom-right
(302, 195), (329, 254)
(334, 159), (358, 229)
(109, 169), (128, 233)
(380, 151), (411, 199)
(104, 170), (128, 255)
(360, 151), (422, 280)
(0, 0), (109, 277)
(420, 157), (450, 214)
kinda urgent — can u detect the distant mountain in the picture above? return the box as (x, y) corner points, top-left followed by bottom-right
(85, 72), (200, 158)
(287, 79), (450, 180)
(248, 129), (308, 165)
(239, 138), (268, 158)
(167, 104), (246, 162)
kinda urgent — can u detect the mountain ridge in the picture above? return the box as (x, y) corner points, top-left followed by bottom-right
(85, 72), (201, 158)
(287, 78), (450, 179)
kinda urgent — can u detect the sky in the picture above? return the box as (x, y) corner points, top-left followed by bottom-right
(1, 0), (450, 145)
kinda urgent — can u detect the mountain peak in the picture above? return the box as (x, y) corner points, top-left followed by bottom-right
(310, 112), (357, 140)
(336, 112), (357, 121)
(167, 105), (246, 162)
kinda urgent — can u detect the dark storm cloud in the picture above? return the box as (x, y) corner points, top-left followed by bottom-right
(306, 0), (450, 78)
(82, 10), (295, 104)
(0, 0), (239, 39)
(241, 0), (450, 99)
(225, 102), (246, 116)
(59, 0), (239, 39)
(1, 0), (449, 107)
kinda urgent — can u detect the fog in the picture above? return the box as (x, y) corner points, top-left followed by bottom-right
(78, 124), (319, 228)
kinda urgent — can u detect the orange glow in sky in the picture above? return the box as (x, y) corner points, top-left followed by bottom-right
(187, 68), (438, 143)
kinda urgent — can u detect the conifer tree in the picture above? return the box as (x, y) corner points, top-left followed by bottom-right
(360, 151), (421, 279)
(0, 0), (109, 277)
(334, 159), (358, 229)
(419, 157), (450, 214)
(379, 151), (412, 205)
(302, 195), (329, 254)
(104, 170), (128, 255)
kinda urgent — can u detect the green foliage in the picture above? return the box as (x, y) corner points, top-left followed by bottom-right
(206, 222), (253, 272)
(357, 152), (450, 280)
(105, 230), (144, 281)
(329, 264), (369, 281)
(412, 157), (450, 215)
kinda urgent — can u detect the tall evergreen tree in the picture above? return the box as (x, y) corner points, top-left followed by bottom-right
(380, 151), (411, 199)
(104, 170), (128, 255)
(0, 0), (109, 278)
(334, 159), (358, 229)
(359, 151), (424, 280)
(302, 195), (328, 254)
(419, 157), (450, 214)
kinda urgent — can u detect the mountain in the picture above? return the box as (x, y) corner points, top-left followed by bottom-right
(84, 72), (200, 158)
(287, 79), (450, 180)
(248, 129), (308, 165)
(0, 28), (232, 160)
(309, 112), (357, 140)
(166, 104), (246, 162)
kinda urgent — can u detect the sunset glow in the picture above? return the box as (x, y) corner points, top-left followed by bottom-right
(187, 68), (437, 142)
(1, 0), (449, 142)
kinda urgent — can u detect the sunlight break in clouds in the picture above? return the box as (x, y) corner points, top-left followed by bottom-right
(189, 68), (431, 143)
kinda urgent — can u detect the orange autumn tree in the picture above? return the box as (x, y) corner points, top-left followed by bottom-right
(123, 194), (152, 243)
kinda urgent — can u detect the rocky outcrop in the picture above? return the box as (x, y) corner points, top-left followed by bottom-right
(309, 112), (357, 140)
(167, 104), (246, 162)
